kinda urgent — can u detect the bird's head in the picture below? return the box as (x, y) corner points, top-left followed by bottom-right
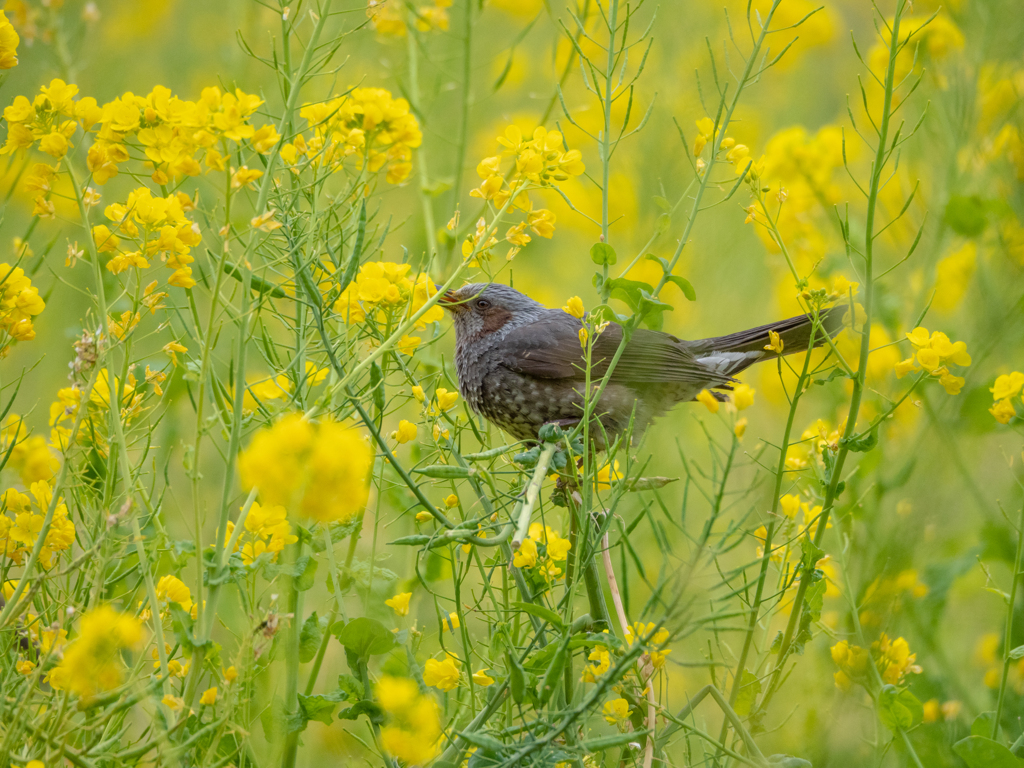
(438, 283), (545, 342)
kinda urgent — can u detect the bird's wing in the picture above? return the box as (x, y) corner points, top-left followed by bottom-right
(500, 314), (732, 386)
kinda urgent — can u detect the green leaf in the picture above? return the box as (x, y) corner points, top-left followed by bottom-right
(953, 736), (1023, 768)
(1010, 645), (1024, 660)
(295, 555), (318, 591)
(664, 275), (696, 301)
(298, 689), (348, 726)
(842, 428), (878, 453)
(299, 611), (325, 664)
(335, 700), (383, 723)
(511, 601), (565, 631)
(336, 673), (365, 701)
(590, 242), (617, 265)
(338, 617), (396, 658)
(944, 195), (987, 238)
(877, 685), (923, 732)
(733, 669), (762, 717)
(971, 711), (998, 738)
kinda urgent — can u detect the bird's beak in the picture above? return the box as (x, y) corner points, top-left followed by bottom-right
(438, 290), (462, 312)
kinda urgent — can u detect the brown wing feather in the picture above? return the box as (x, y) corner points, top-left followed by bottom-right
(501, 314), (731, 386)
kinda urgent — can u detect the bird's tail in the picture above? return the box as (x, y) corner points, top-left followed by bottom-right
(689, 305), (848, 377)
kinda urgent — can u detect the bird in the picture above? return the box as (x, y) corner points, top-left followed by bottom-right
(439, 283), (846, 448)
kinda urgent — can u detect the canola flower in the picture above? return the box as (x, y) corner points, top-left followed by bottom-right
(93, 186), (202, 288)
(0, 262), (45, 353)
(237, 414), (373, 523)
(333, 260), (443, 328)
(895, 327), (971, 394)
(0, 481), (75, 568)
(294, 87), (421, 183)
(223, 500), (297, 565)
(47, 605), (143, 698)
(367, 0), (452, 36)
(0, 10), (19, 69)
(831, 633), (922, 692)
(989, 371), (1023, 424)
(467, 125), (585, 260)
(376, 675), (442, 764)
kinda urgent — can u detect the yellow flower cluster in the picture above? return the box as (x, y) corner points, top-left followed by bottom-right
(1, 415), (58, 484)
(224, 501), (297, 565)
(831, 633), (921, 692)
(367, 0), (451, 36)
(624, 621), (672, 669)
(693, 116), (765, 181)
(895, 327), (971, 395)
(467, 125), (585, 259)
(48, 605), (144, 698)
(332, 260), (443, 331)
(511, 522), (571, 582)
(294, 87), (421, 183)
(753, 492), (833, 563)
(743, 126), (852, 314)
(376, 675), (442, 765)
(989, 371), (1023, 424)
(0, 482), (75, 568)
(0, 10), (19, 69)
(0, 262), (45, 352)
(1, 79), (276, 187)
(92, 186), (203, 289)
(237, 413), (373, 524)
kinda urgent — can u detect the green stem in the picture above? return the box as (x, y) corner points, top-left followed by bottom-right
(755, 0), (906, 715)
(281, 539), (305, 768)
(993, 497), (1024, 739)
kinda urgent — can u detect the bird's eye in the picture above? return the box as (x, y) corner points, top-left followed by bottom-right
(475, 298), (491, 309)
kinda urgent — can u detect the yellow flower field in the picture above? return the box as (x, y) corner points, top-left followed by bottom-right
(0, 0), (1022, 766)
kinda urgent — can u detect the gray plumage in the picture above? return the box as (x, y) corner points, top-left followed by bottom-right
(441, 283), (845, 447)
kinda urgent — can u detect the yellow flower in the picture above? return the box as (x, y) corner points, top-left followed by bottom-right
(52, 606), (144, 698)
(444, 611), (460, 631)
(695, 389), (719, 413)
(472, 668), (495, 686)
(16, 659), (35, 674)
(230, 165), (263, 189)
(223, 666), (238, 683)
(894, 358), (917, 378)
(905, 327), (931, 347)
(595, 460), (621, 489)
(0, 11), (20, 69)
(731, 383), (755, 411)
(764, 330), (784, 354)
(423, 653), (461, 691)
(391, 419), (418, 444)
(238, 414), (373, 523)
(734, 417), (747, 439)
(938, 371), (965, 395)
(602, 697), (633, 729)
(512, 537), (538, 568)
(162, 694), (184, 711)
(155, 575), (193, 614)
(385, 592), (412, 617)
(444, 494), (459, 509)
(991, 372), (1024, 401)
(578, 327), (589, 348)
(990, 398), (1016, 425)
(415, 510), (434, 523)
(435, 388), (459, 411)
(396, 334), (421, 355)
(200, 687), (218, 706)
(562, 296), (585, 318)
(411, 385), (425, 402)
(376, 675), (442, 764)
